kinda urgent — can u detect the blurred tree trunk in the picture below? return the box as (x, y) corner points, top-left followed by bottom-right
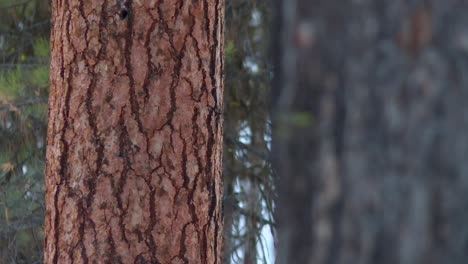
(45, 0), (224, 263)
(273, 1), (468, 264)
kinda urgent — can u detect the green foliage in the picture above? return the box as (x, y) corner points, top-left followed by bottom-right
(0, 68), (48, 96)
(225, 40), (237, 60)
(288, 111), (313, 128)
(0, 67), (24, 100)
(33, 38), (50, 59)
(0, 0), (18, 5)
(31, 66), (49, 89)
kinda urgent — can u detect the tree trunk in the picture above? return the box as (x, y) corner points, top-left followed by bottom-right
(273, 1), (468, 264)
(45, 0), (224, 263)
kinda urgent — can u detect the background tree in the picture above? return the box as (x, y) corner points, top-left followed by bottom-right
(273, 0), (468, 263)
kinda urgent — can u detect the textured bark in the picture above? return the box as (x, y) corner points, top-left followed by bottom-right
(45, 0), (224, 263)
(273, 1), (468, 264)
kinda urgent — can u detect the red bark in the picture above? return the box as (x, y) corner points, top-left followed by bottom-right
(45, 1), (224, 263)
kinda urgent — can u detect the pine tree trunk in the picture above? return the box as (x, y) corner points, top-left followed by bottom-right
(45, 0), (224, 263)
(273, 1), (468, 264)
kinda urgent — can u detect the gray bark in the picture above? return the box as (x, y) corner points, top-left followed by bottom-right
(273, 1), (468, 264)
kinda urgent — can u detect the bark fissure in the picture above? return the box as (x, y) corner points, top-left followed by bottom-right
(52, 1), (74, 262)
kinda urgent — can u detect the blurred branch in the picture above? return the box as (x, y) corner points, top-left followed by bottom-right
(0, 64), (47, 68)
(0, 0), (32, 10)
(226, 136), (269, 159)
(0, 96), (48, 112)
(0, 216), (42, 240)
(237, 207), (276, 226)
